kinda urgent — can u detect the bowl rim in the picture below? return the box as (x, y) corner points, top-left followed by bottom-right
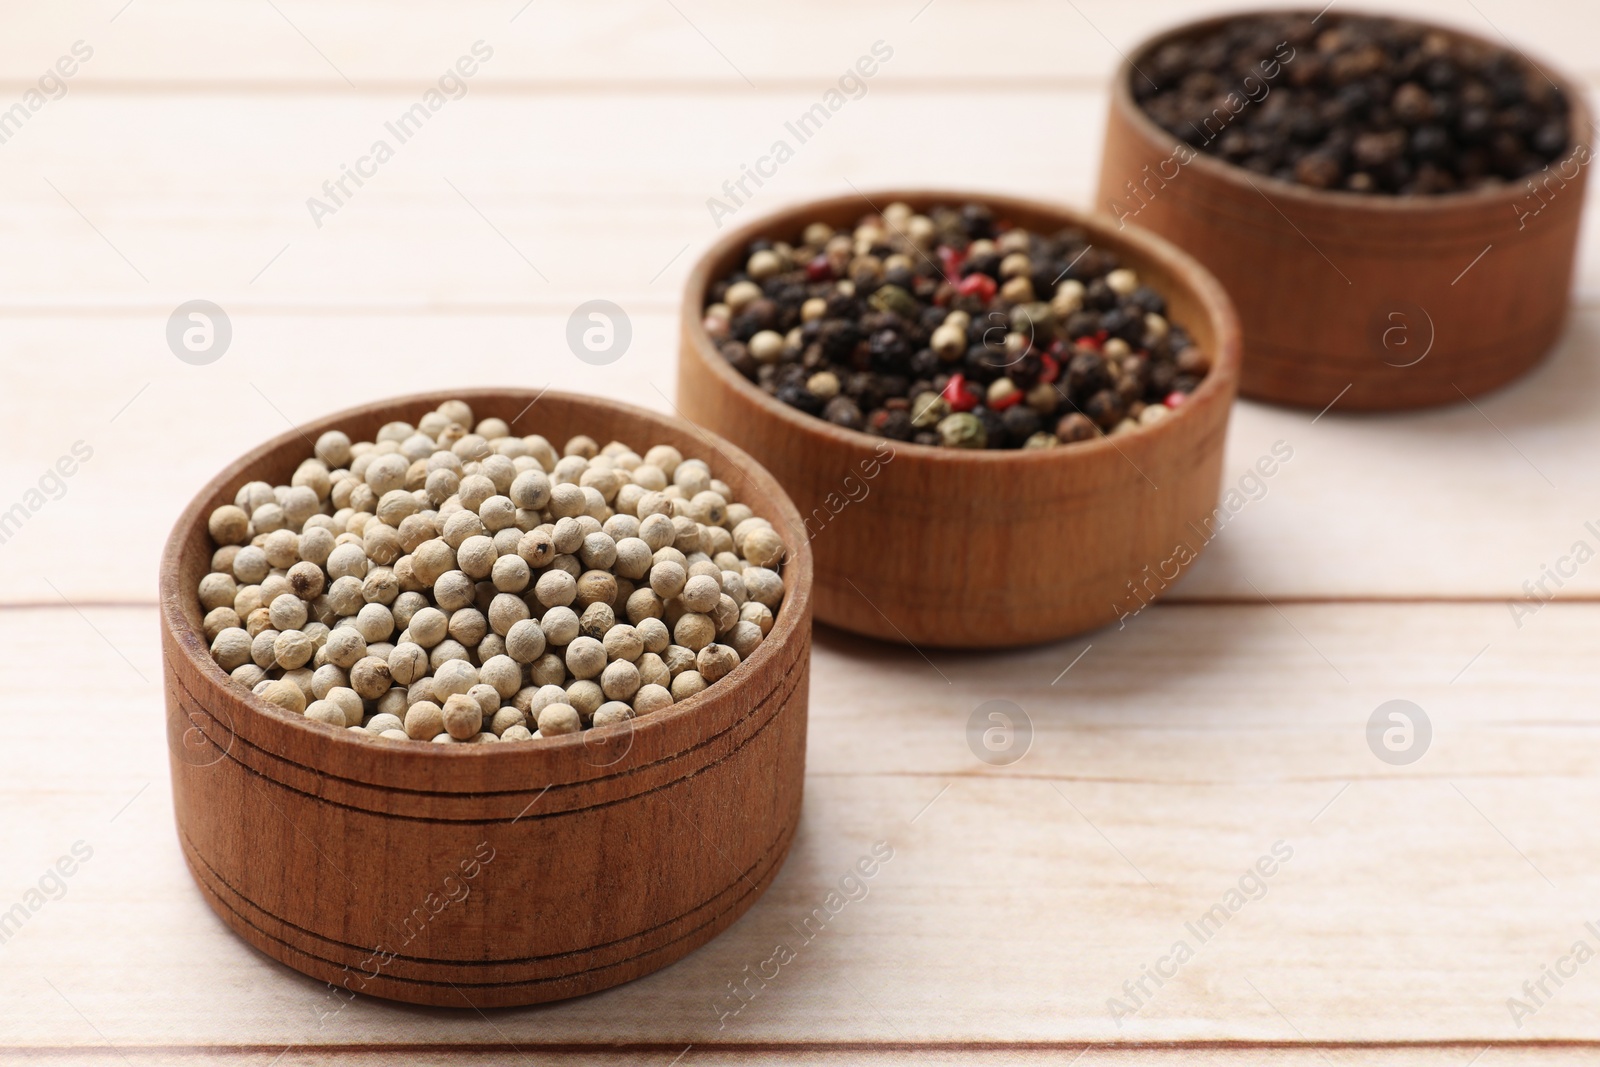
(680, 188), (1243, 465)
(158, 387), (814, 763)
(1108, 4), (1595, 214)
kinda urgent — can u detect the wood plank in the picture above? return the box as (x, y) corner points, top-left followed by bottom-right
(0, 90), (1592, 315)
(0, 0), (1594, 87)
(2, 307), (1598, 606)
(4, 603), (1600, 1049)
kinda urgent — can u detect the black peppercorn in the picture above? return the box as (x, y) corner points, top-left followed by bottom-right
(999, 405), (1042, 446)
(823, 396), (863, 430)
(1133, 13), (1571, 195)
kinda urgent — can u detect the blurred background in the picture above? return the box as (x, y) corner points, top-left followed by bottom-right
(0, 0), (1594, 607)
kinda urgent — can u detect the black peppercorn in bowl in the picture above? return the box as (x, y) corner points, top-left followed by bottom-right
(1097, 8), (1591, 411)
(677, 190), (1241, 648)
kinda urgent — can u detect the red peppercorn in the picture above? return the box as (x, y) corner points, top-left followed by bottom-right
(1039, 353), (1061, 384)
(989, 384), (1023, 411)
(942, 373), (978, 412)
(805, 255), (833, 282)
(956, 273), (997, 301)
(937, 245), (965, 278)
(1164, 391), (1187, 409)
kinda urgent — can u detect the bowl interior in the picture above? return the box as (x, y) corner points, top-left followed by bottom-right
(160, 388), (814, 771)
(1113, 6), (1593, 211)
(682, 189), (1242, 462)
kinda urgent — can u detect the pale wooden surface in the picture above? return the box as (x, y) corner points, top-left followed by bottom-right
(3, 0), (1599, 1062)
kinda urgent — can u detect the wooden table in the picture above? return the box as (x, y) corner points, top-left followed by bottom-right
(3, 1), (1598, 1062)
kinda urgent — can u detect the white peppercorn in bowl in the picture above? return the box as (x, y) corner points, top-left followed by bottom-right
(159, 389), (812, 1007)
(679, 189), (1242, 647)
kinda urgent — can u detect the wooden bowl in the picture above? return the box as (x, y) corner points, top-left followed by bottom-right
(158, 389), (812, 1008)
(678, 191), (1241, 649)
(1097, 9), (1592, 411)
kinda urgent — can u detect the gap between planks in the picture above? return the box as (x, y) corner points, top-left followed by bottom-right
(7, 1038), (1600, 1053)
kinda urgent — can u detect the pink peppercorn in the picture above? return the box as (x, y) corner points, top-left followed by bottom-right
(937, 245), (965, 278)
(942, 374), (978, 413)
(1164, 391), (1188, 408)
(956, 273), (997, 301)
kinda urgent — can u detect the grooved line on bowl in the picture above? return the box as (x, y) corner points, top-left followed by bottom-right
(180, 820), (795, 983)
(171, 663), (804, 822)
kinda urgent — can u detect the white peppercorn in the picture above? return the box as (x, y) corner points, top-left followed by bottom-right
(490, 706), (526, 736)
(199, 573), (238, 612)
(405, 701), (445, 740)
(249, 629), (279, 668)
(201, 400), (787, 747)
(680, 574), (721, 613)
(443, 693), (483, 740)
(208, 505), (251, 546)
(565, 636), (606, 680)
(349, 656), (392, 701)
(274, 629), (315, 670)
(233, 547), (270, 584)
(367, 712), (404, 735)
(602, 624), (643, 663)
(231, 663), (267, 689)
(566, 680), (603, 719)
(537, 703), (581, 736)
(601, 659), (641, 701)
(211, 628), (253, 671)
(203, 607), (241, 642)
(429, 639), (470, 670)
(261, 679), (307, 714)
(388, 642), (429, 685)
(479, 655), (522, 699)
(671, 670), (707, 701)
(433, 659), (479, 697)
(354, 603), (394, 642)
(324, 627), (367, 670)
(634, 684), (673, 715)
(674, 613), (716, 652)
(529, 652), (566, 687)
(592, 702), (634, 728)
(433, 571), (475, 612)
(447, 607), (488, 647)
(467, 683), (501, 719)
(306, 700), (345, 726)
(741, 527), (785, 568)
(696, 643), (740, 683)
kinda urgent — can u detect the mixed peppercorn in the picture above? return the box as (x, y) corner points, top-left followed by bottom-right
(703, 202), (1210, 450)
(1135, 13), (1572, 194)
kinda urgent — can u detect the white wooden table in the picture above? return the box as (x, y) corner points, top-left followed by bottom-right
(3, 2), (1598, 1062)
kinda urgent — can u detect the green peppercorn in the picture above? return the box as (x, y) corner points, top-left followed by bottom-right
(910, 392), (950, 429)
(937, 412), (987, 449)
(867, 284), (920, 319)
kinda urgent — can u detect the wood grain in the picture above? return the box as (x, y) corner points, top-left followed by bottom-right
(1096, 12), (1592, 410)
(7, 602), (1600, 1053)
(678, 190), (1242, 647)
(157, 389), (813, 1006)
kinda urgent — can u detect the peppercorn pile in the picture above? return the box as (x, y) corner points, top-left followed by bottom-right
(1135, 13), (1571, 194)
(198, 399), (786, 744)
(702, 202), (1210, 450)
